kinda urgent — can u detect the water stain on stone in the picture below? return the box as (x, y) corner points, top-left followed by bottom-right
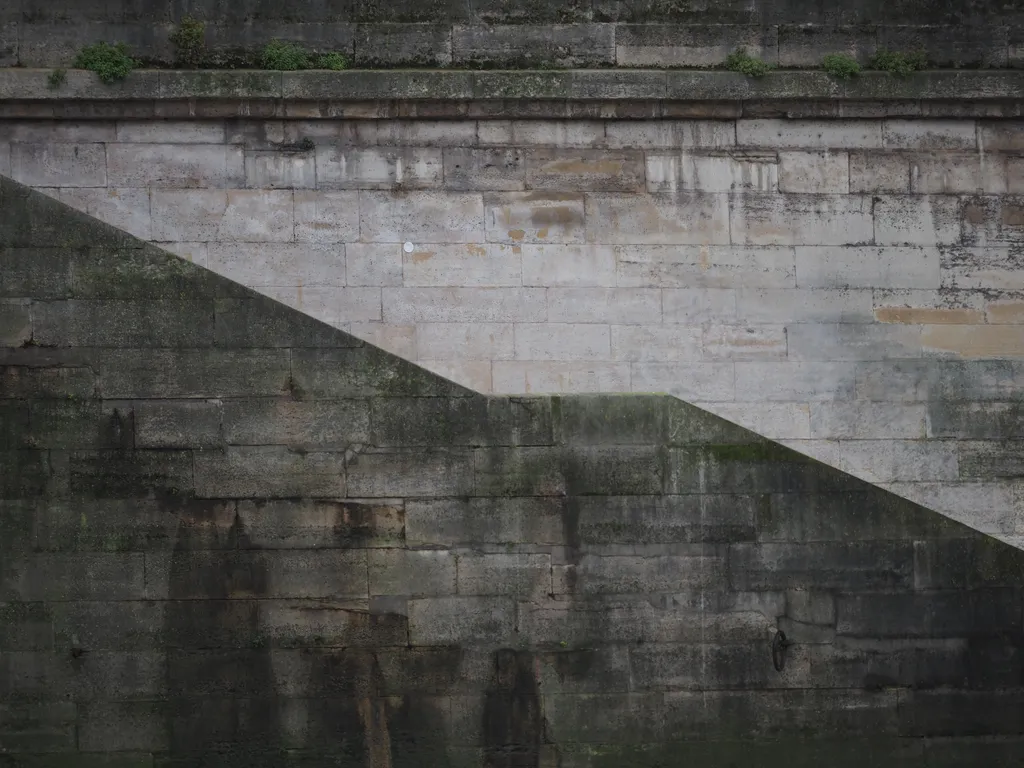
(482, 649), (544, 768)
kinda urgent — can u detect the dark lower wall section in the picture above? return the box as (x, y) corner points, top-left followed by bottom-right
(1, 0), (1021, 68)
(2, 174), (1024, 766)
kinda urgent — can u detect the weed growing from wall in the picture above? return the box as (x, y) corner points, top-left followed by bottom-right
(316, 52), (349, 70)
(73, 42), (137, 83)
(822, 53), (861, 80)
(261, 40), (311, 70)
(46, 68), (67, 89)
(725, 48), (772, 77)
(170, 15), (206, 68)
(870, 48), (928, 76)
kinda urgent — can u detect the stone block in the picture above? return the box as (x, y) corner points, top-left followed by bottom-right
(703, 324), (788, 360)
(736, 287), (873, 323)
(514, 323), (611, 361)
(346, 449), (474, 497)
(0, 449), (55, 499)
(151, 189), (294, 242)
(778, 151), (849, 193)
(729, 542), (915, 590)
(290, 346), (471, 398)
(874, 195), (962, 246)
(408, 596), (516, 645)
(382, 287), (546, 323)
(788, 322), (923, 361)
(646, 151), (778, 194)
(1, 553), (147, 601)
(941, 246), (1024, 289)
(879, 24), (1008, 68)
(617, 23), (775, 67)
(492, 361), (631, 394)
(899, 690), (1024, 737)
(0, 601), (55, 652)
(292, 190), (360, 243)
(58, 187), (152, 240)
(883, 120), (978, 150)
(106, 144), (244, 188)
(452, 23), (615, 67)
(910, 154), (1007, 194)
(0, 298), (30, 346)
(611, 324), (703, 362)
(556, 394), (666, 445)
(402, 242), (522, 287)
(960, 195), (1024, 245)
(585, 192), (730, 244)
(564, 551), (720, 595)
(369, 120), (478, 148)
(99, 348), (291, 398)
(415, 322), (514, 360)
(354, 23), (453, 67)
(473, 446), (566, 496)
(604, 120), (735, 149)
(777, 24), (876, 66)
(243, 150), (316, 189)
(979, 120), (1024, 151)
(703, 402), (811, 440)
(346, 243), (403, 285)
(316, 146), (443, 190)
(23, 400), (132, 451)
(0, 21), (16, 67)
(116, 121), (227, 144)
(32, 299), (214, 347)
(836, 590), (1021, 638)
(849, 152), (911, 193)
(809, 402), (928, 439)
(730, 194), (873, 246)
(566, 445), (668, 495)
(631, 362), (736, 401)
(213, 296), (363, 348)
(927, 402), (1024, 439)
(737, 119), (883, 149)
(795, 245), (941, 288)
(480, 120), (606, 149)
(572, 494), (757, 544)
(368, 396), (501, 447)
(619, 245), (795, 289)
(369, 549), (456, 597)
(922, 323), (1024, 357)
(193, 446), (346, 498)
(484, 190), (586, 244)
(547, 287), (661, 324)
(443, 148), (526, 192)
(734, 361), (857, 401)
(258, 598), (407, 648)
(69, 449), (194, 497)
(455, 553), (551, 598)
(10, 142), (106, 187)
(406, 497), (565, 547)
(236, 499), (403, 550)
(221, 399), (370, 450)
(359, 190), (484, 243)
(959, 442), (1024, 479)
(524, 148), (644, 192)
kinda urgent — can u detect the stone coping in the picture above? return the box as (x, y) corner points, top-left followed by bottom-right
(1, 69), (1022, 119)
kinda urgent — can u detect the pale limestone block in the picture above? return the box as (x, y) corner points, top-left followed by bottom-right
(524, 148), (645, 192)
(547, 288), (662, 324)
(403, 243), (522, 287)
(58, 188), (152, 240)
(293, 191), (360, 243)
(263, 286), (382, 324)
(206, 243), (345, 287)
(491, 361), (630, 394)
(106, 144), (245, 188)
(151, 189), (294, 242)
(922, 324), (1024, 357)
(359, 191), (485, 243)
(778, 151), (849, 193)
(610, 325), (703, 362)
(443, 148), (526, 191)
(853, 361), (931, 403)
(348, 322), (417, 359)
(645, 152), (778, 194)
(316, 147), (443, 190)
(0, 122), (115, 143)
(615, 245), (795, 289)
(872, 289), (986, 323)
(734, 362), (857, 401)
(737, 119), (883, 149)
(909, 154), (1006, 194)
(629, 362), (735, 401)
(371, 120), (478, 147)
(882, 120), (977, 150)
(702, 325), (787, 360)
(115, 121), (227, 144)
(729, 194), (872, 246)
(662, 288), (738, 324)
(521, 244), (617, 287)
(986, 299), (1024, 324)
(513, 323), (611, 361)
(873, 195), (961, 245)
(11, 143), (106, 187)
(244, 151), (316, 189)
(227, 120), (286, 148)
(736, 288), (874, 324)
(159, 242), (208, 267)
(795, 246), (941, 289)
(879, 481), (1019, 535)
(849, 153), (910, 193)
(484, 191), (586, 244)
(479, 121), (606, 148)
(416, 323), (516, 360)
(787, 323), (923, 362)
(605, 120), (735, 149)
(701, 402), (811, 440)
(420, 360), (493, 392)
(809, 403), (928, 439)
(345, 243), (404, 286)
(979, 121), (1024, 151)
(381, 287), (547, 323)
(585, 193), (730, 245)
(837, 439), (959, 483)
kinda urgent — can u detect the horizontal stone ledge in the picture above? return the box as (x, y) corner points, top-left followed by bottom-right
(2, 68), (1023, 105)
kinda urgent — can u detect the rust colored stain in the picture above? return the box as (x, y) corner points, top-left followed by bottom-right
(963, 204), (986, 224)
(987, 302), (1024, 324)
(542, 159), (623, 175)
(922, 325), (1024, 357)
(508, 229), (526, 241)
(529, 205), (580, 227)
(874, 307), (985, 324)
(536, 228), (549, 239)
(410, 250), (435, 263)
(466, 243), (487, 257)
(1002, 205), (1024, 227)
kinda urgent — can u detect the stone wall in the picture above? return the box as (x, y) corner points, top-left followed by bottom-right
(2, 0), (1021, 69)
(3, 175), (1024, 766)
(5, 114), (1022, 546)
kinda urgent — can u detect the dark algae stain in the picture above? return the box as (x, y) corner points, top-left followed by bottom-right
(482, 649), (545, 768)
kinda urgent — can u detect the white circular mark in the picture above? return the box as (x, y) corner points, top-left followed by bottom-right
(403, 242), (414, 253)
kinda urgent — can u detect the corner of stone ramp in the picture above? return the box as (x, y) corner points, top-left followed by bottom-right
(0, 174), (475, 399)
